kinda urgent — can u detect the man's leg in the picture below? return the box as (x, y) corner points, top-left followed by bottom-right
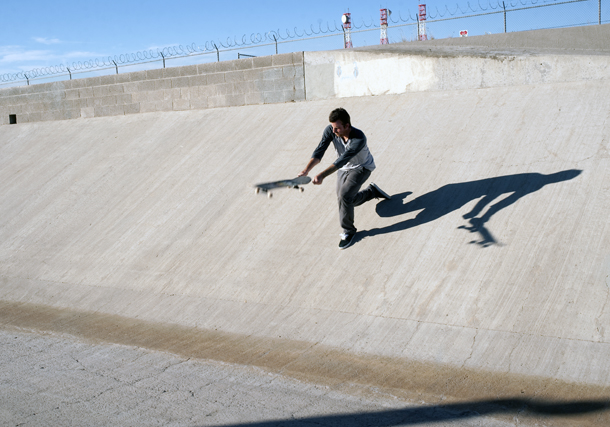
(336, 168), (372, 236)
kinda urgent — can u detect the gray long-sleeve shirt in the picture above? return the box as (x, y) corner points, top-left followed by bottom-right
(312, 125), (376, 171)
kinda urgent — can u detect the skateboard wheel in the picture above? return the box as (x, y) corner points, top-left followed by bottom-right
(299, 187), (305, 192)
(255, 188), (260, 194)
(268, 192), (273, 198)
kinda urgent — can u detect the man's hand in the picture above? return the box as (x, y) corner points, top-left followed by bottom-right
(313, 164), (337, 185)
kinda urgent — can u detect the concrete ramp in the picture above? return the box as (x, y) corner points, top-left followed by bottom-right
(1, 59), (610, 407)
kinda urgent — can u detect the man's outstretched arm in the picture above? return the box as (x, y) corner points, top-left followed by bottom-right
(299, 158), (321, 177)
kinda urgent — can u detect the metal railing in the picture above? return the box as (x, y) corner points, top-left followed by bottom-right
(0, 0), (606, 87)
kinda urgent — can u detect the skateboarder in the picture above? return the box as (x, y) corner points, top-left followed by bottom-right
(298, 108), (390, 249)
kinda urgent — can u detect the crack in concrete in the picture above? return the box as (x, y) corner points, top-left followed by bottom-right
(595, 258), (610, 342)
(507, 337), (519, 374)
(462, 328), (479, 369)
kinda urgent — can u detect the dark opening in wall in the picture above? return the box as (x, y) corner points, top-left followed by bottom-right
(9, 114), (17, 125)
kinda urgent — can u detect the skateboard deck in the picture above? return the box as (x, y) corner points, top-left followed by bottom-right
(254, 176), (311, 198)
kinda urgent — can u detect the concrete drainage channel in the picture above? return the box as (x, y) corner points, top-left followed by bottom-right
(1, 24), (610, 427)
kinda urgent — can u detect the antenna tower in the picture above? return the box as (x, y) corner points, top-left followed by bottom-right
(418, 4), (428, 41)
(380, 9), (389, 44)
(342, 13), (353, 48)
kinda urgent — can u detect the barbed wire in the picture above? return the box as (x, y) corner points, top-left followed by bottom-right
(0, 0), (597, 84)
(389, 0), (581, 21)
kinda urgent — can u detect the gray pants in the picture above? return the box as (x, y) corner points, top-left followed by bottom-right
(336, 167), (375, 236)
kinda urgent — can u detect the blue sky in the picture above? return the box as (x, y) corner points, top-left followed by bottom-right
(1, 0), (606, 85)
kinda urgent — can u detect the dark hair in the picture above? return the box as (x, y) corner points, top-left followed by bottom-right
(329, 108), (350, 126)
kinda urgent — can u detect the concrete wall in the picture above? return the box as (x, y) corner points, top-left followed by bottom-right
(301, 24), (610, 100)
(304, 47), (610, 100)
(0, 52), (304, 126)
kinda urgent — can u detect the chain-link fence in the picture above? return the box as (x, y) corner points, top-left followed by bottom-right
(1, 0), (607, 87)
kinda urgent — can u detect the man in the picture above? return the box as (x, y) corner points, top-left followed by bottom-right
(299, 108), (390, 249)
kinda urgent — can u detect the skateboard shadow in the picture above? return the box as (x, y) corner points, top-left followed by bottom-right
(357, 169), (582, 247)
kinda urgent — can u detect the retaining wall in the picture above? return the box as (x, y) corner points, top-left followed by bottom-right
(2, 24), (610, 126)
(304, 49), (610, 100)
(0, 52), (304, 126)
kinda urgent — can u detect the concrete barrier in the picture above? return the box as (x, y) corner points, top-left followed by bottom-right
(304, 25), (610, 100)
(302, 24), (609, 100)
(0, 52), (304, 126)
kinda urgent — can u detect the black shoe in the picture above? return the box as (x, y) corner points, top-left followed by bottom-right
(370, 183), (391, 200)
(339, 233), (356, 250)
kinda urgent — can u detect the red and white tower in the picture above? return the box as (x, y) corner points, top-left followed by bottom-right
(418, 4), (428, 41)
(342, 13), (353, 48)
(380, 9), (389, 45)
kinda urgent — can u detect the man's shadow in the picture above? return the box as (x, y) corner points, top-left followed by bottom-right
(359, 170), (582, 247)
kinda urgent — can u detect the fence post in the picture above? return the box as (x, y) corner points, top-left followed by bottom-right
(160, 52), (166, 68)
(67, 67), (72, 80)
(273, 35), (278, 54)
(24, 73), (29, 86)
(112, 60), (118, 74)
(503, 2), (507, 33)
(213, 43), (219, 62)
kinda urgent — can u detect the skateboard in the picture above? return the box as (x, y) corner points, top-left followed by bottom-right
(254, 176), (311, 198)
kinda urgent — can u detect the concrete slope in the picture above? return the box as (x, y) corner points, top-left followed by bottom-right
(360, 23), (610, 53)
(1, 75), (609, 403)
